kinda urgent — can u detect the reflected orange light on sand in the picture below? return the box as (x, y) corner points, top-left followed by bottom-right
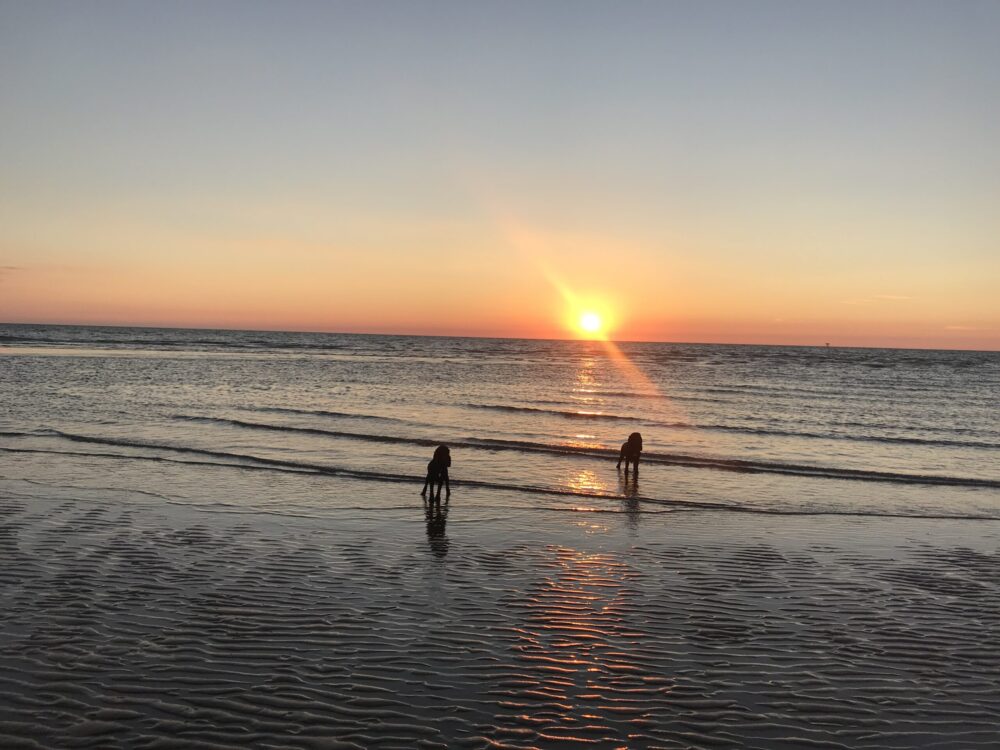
(491, 546), (658, 743)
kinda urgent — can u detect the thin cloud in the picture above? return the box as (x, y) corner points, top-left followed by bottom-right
(841, 294), (914, 305)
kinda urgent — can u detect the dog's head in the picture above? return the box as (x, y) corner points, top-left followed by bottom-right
(433, 444), (451, 466)
(628, 432), (643, 449)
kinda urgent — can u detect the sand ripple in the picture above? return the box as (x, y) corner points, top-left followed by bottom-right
(1, 492), (999, 749)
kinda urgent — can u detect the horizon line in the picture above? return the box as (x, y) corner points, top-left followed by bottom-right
(1, 320), (997, 354)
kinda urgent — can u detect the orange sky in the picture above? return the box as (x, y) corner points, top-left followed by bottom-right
(1, 4), (998, 350)
(2, 217), (995, 349)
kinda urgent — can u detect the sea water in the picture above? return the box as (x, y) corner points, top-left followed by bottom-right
(2, 323), (998, 520)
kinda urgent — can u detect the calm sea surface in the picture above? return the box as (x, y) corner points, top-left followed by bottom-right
(2, 324), (998, 519)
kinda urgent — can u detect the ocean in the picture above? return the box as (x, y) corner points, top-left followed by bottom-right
(2, 323), (998, 520)
(3, 323), (1000, 749)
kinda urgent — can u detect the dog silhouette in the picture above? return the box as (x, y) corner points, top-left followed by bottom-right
(616, 432), (643, 472)
(421, 444), (451, 500)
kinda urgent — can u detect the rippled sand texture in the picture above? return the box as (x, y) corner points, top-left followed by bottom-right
(2, 492), (999, 749)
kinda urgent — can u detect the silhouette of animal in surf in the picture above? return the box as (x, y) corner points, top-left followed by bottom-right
(421, 445), (451, 500)
(616, 432), (643, 472)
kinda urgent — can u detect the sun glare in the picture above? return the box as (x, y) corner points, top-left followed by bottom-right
(579, 311), (603, 335)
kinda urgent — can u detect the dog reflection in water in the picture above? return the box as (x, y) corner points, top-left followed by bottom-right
(421, 445), (451, 501)
(424, 499), (449, 558)
(619, 468), (640, 532)
(619, 468), (640, 500)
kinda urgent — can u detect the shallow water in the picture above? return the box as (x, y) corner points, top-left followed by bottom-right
(1, 324), (998, 519)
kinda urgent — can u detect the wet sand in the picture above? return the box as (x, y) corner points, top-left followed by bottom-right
(1, 485), (999, 749)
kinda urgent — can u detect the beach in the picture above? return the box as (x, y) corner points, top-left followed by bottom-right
(1, 326), (999, 748)
(2, 476), (999, 749)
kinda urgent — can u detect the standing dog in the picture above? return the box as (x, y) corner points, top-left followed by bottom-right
(421, 445), (451, 500)
(616, 432), (643, 472)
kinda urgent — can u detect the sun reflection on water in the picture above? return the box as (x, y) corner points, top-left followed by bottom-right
(574, 357), (599, 390)
(564, 469), (607, 494)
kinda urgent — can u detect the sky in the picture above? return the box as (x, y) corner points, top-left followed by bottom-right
(1, 1), (998, 349)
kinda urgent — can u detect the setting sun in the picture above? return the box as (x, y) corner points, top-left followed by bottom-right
(560, 294), (617, 340)
(579, 311), (603, 335)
